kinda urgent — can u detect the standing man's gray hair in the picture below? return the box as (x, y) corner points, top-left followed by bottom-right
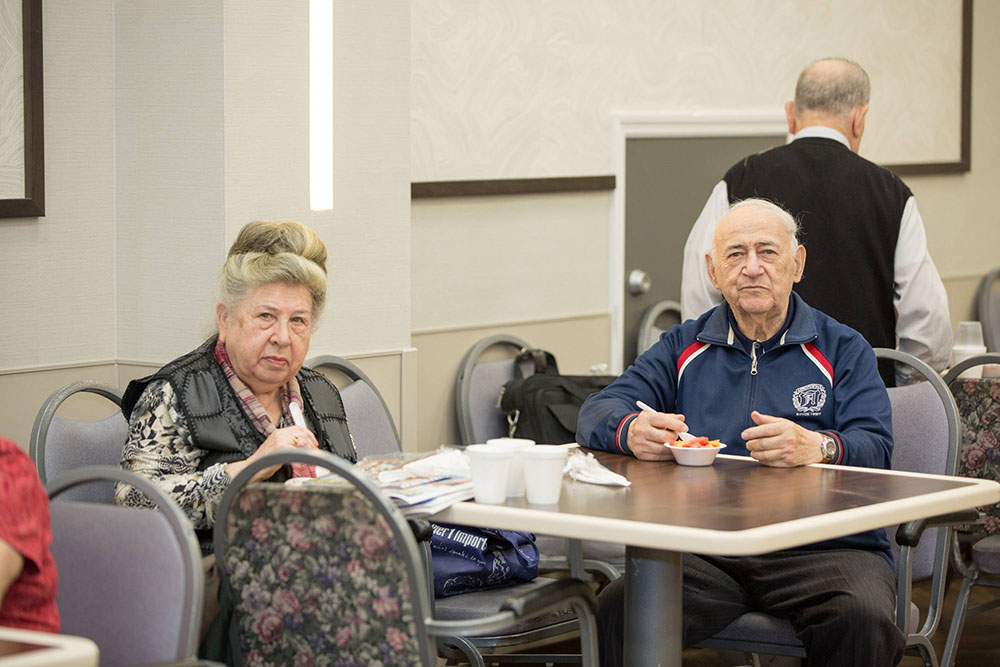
(794, 58), (870, 118)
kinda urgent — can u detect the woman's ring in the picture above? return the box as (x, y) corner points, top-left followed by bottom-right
(293, 436), (301, 445)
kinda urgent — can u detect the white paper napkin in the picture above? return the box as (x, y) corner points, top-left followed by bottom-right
(565, 451), (630, 487)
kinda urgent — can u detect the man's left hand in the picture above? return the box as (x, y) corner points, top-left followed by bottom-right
(742, 410), (824, 467)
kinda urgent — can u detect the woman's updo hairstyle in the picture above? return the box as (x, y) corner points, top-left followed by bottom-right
(220, 220), (328, 320)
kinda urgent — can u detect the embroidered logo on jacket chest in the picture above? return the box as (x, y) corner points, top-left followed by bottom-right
(792, 383), (827, 415)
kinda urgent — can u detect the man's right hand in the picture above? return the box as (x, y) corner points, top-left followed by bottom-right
(627, 410), (689, 461)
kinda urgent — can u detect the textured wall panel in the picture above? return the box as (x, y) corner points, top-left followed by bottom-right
(0, 0), (116, 371)
(412, 0), (963, 180)
(411, 191), (610, 330)
(114, 0), (226, 363)
(223, 0), (411, 358)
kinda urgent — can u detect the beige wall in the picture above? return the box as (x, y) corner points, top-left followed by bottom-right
(2, 2), (997, 461)
(1, 1), (412, 451)
(0, 1), (116, 372)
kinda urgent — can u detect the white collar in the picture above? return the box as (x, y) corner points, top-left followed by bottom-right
(792, 125), (851, 150)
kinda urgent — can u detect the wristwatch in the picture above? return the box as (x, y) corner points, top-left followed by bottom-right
(819, 434), (837, 464)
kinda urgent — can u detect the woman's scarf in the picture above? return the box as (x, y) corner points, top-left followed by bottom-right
(214, 339), (315, 477)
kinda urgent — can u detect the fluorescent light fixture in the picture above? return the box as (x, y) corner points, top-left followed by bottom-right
(309, 0), (333, 211)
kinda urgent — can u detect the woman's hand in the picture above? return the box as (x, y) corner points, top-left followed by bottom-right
(225, 426), (319, 483)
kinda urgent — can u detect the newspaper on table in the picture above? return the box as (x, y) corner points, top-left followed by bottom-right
(295, 447), (473, 517)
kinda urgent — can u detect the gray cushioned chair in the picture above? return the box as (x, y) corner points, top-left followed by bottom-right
(636, 299), (682, 356)
(309, 353), (591, 665)
(307, 354), (400, 458)
(29, 380), (126, 502)
(697, 348), (963, 667)
(46, 466), (207, 666)
(214, 450), (599, 667)
(940, 353), (1000, 666)
(977, 268), (1000, 352)
(455, 334), (626, 583)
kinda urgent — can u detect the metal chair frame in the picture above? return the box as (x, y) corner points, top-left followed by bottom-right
(940, 353), (1000, 666)
(306, 353), (401, 448)
(29, 380), (123, 485)
(977, 268), (1000, 352)
(46, 465), (205, 665)
(636, 299), (682, 356)
(455, 333), (530, 446)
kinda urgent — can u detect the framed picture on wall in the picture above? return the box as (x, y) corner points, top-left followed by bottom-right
(0, 0), (43, 218)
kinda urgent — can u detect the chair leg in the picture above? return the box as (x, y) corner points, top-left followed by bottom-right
(941, 575), (976, 667)
(439, 636), (487, 667)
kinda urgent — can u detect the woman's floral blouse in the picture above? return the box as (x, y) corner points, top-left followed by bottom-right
(115, 379), (233, 530)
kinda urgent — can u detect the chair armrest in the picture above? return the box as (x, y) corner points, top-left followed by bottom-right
(500, 579), (597, 619)
(408, 518), (433, 542)
(895, 510), (981, 547)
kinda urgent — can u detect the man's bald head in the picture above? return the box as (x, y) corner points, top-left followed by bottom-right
(794, 58), (870, 120)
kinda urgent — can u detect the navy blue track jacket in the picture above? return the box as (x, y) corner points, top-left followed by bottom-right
(577, 293), (894, 560)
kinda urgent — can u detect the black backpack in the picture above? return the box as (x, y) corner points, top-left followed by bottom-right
(498, 348), (616, 444)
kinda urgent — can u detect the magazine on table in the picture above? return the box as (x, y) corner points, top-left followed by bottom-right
(294, 448), (474, 517)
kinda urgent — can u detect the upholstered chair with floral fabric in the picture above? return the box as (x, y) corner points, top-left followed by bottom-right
(213, 449), (599, 667)
(942, 353), (1000, 667)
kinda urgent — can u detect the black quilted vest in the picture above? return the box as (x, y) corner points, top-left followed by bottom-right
(122, 337), (357, 469)
(122, 338), (357, 553)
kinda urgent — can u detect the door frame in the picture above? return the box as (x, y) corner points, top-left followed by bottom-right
(609, 112), (787, 372)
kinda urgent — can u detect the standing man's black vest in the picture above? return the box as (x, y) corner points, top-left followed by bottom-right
(122, 337), (357, 470)
(724, 137), (910, 385)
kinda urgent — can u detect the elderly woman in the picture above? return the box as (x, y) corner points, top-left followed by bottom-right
(116, 220), (356, 553)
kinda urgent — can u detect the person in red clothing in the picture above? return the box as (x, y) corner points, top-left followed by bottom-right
(0, 436), (59, 633)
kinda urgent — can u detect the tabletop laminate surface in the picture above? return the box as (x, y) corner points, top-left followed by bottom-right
(434, 450), (1000, 555)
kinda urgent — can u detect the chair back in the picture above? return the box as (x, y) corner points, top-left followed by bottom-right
(455, 334), (530, 445)
(214, 450), (437, 666)
(637, 299), (682, 355)
(46, 466), (203, 666)
(978, 268), (1000, 352)
(944, 353), (1000, 534)
(29, 381), (126, 502)
(307, 355), (400, 457)
(875, 348), (960, 580)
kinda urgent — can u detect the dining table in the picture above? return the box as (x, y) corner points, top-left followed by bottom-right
(431, 449), (1000, 666)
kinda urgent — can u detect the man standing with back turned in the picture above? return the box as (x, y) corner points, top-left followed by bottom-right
(681, 58), (951, 384)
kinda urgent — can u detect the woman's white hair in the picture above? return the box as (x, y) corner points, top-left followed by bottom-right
(219, 220), (328, 321)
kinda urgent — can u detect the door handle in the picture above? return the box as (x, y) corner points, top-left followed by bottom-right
(627, 269), (651, 296)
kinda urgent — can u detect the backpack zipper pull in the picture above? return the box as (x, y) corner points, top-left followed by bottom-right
(496, 385), (506, 409)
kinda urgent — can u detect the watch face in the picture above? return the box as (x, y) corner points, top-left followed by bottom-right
(821, 437), (835, 459)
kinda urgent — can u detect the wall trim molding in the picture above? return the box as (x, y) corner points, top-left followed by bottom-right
(2, 349), (414, 377)
(0, 359), (117, 376)
(411, 175), (615, 199)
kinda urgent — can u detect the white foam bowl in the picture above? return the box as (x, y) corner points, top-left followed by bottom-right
(665, 442), (726, 466)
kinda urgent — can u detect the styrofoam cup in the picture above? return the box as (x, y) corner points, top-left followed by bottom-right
(956, 321), (985, 348)
(486, 438), (535, 497)
(466, 444), (513, 504)
(520, 445), (569, 505)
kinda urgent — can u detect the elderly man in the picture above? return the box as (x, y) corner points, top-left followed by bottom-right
(680, 57), (951, 386)
(577, 199), (904, 667)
